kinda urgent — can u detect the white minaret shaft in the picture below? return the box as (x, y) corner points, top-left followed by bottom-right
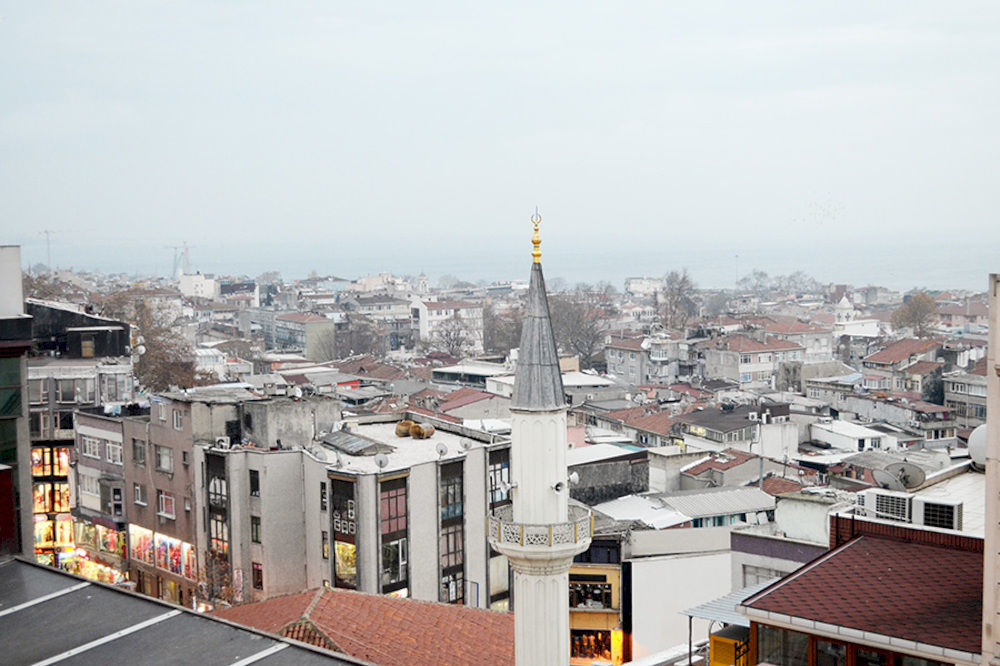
(489, 213), (591, 666)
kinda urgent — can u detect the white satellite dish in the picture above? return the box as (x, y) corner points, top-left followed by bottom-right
(374, 452), (389, 469)
(435, 442), (448, 458)
(872, 468), (905, 492)
(969, 424), (987, 469)
(459, 438), (473, 451)
(885, 462), (925, 489)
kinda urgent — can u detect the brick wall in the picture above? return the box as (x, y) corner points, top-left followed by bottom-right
(829, 513), (983, 552)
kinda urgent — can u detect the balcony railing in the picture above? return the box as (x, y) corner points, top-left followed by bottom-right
(488, 505), (592, 548)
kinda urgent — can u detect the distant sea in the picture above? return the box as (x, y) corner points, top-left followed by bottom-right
(25, 238), (1000, 294)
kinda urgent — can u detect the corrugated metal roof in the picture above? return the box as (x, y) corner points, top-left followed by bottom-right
(659, 486), (775, 518)
(681, 579), (776, 626)
(321, 430), (385, 455)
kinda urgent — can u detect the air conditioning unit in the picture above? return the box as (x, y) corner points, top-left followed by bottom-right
(215, 436), (231, 450)
(912, 497), (963, 531)
(859, 489), (912, 522)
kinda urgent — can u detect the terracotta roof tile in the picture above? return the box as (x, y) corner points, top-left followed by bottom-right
(744, 536), (982, 653)
(216, 588), (514, 666)
(863, 338), (940, 364)
(605, 336), (645, 351)
(437, 386), (494, 412)
(716, 334), (803, 353)
(760, 476), (806, 496)
(901, 360), (941, 375)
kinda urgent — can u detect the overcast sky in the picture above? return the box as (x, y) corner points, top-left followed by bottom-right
(2, 2), (998, 288)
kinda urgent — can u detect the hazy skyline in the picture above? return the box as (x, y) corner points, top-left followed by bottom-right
(2, 2), (998, 290)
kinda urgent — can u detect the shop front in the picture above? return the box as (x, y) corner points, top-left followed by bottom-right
(129, 524), (197, 606)
(71, 518), (127, 584)
(31, 444), (73, 563)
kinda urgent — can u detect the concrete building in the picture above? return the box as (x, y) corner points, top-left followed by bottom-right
(945, 370), (988, 427)
(702, 335), (805, 389)
(983, 272), (1000, 662)
(273, 312), (339, 361)
(0, 246), (33, 556)
(410, 299), (485, 354)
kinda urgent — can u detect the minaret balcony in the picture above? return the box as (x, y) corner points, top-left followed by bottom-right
(488, 505), (592, 558)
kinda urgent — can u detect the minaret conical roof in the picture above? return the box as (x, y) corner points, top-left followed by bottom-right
(511, 246), (565, 411)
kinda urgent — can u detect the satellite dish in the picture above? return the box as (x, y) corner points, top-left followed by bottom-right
(374, 453), (389, 469)
(459, 438), (473, 451)
(872, 468), (906, 492)
(292, 386), (303, 399)
(885, 462), (926, 489)
(568, 471), (580, 485)
(435, 442), (448, 458)
(969, 424), (987, 469)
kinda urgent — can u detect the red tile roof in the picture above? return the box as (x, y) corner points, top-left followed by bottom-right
(760, 476), (806, 496)
(605, 336), (645, 351)
(901, 360), (941, 376)
(748, 317), (832, 335)
(437, 386), (494, 412)
(938, 302), (988, 317)
(683, 448), (757, 476)
(716, 334), (803, 353)
(744, 536), (982, 654)
(277, 312), (330, 323)
(424, 300), (480, 310)
(332, 357), (406, 381)
(863, 338), (939, 365)
(213, 587), (514, 666)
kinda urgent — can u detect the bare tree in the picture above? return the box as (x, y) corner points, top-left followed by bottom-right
(891, 292), (938, 337)
(483, 303), (523, 356)
(660, 269), (697, 331)
(549, 295), (608, 370)
(132, 300), (199, 391)
(435, 312), (472, 357)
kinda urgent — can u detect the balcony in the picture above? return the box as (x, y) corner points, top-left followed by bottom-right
(488, 504), (592, 549)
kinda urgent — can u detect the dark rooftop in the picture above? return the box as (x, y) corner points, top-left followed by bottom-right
(0, 557), (362, 665)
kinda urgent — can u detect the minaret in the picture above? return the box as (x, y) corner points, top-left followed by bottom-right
(488, 212), (592, 666)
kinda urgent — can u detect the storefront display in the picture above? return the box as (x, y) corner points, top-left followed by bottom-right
(34, 516), (53, 549)
(130, 525), (154, 565)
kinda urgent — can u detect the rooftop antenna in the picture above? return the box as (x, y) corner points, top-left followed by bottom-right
(39, 229), (58, 274)
(374, 452), (389, 470)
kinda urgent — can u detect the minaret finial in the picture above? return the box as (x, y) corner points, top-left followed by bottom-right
(530, 207), (542, 264)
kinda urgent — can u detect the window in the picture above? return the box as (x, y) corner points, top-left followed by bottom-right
(440, 462), (463, 521)
(252, 562), (263, 590)
(816, 640), (846, 666)
(570, 580), (612, 609)
(182, 451), (189, 466)
(155, 445), (174, 474)
(157, 490), (176, 519)
(319, 482), (328, 511)
(134, 483), (147, 505)
(81, 436), (101, 459)
(756, 625), (808, 666)
(29, 379), (45, 405)
(132, 439), (146, 465)
(488, 448), (510, 509)
(57, 379), (76, 404)
(172, 410), (183, 430)
(81, 334), (95, 358)
(380, 480), (407, 535)
(332, 478), (357, 590)
(321, 530), (329, 559)
(210, 513), (229, 553)
(158, 403), (167, 421)
(439, 523), (463, 603)
(249, 470), (260, 497)
(79, 470), (100, 496)
(251, 516), (261, 543)
(380, 477), (408, 593)
(106, 440), (123, 465)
